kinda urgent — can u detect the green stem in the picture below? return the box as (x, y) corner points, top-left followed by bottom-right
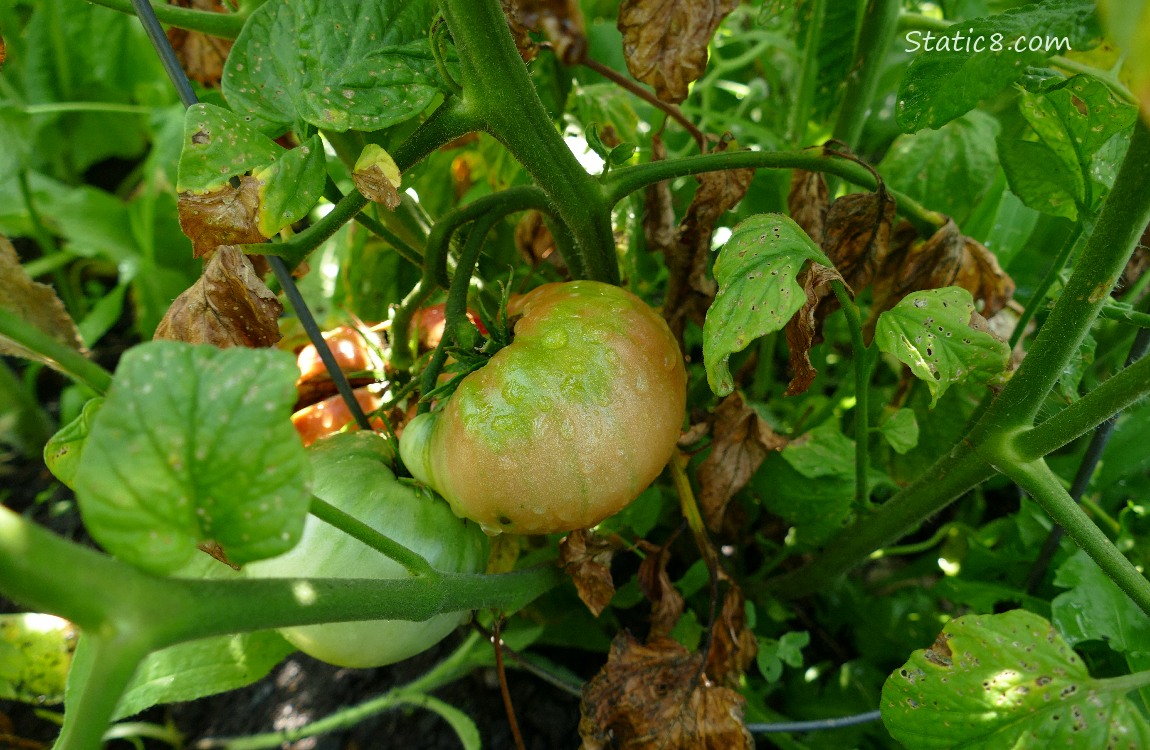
(323, 179), (423, 267)
(87, 0), (246, 38)
(389, 281), (435, 374)
(786, 0), (826, 146)
(1009, 225), (1087, 350)
(1095, 670), (1150, 695)
(832, 0), (900, 152)
(438, 0), (618, 284)
(831, 281), (871, 505)
(308, 496), (435, 577)
(55, 636), (154, 750)
(1098, 303), (1150, 328)
(1015, 353), (1150, 460)
(256, 191), (368, 265)
(0, 309), (113, 394)
(20, 102), (157, 115)
(1001, 459), (1150, 616)
(603, 149), (945, 236)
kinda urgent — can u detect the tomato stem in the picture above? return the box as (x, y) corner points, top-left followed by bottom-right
(308, 496), (436, 578)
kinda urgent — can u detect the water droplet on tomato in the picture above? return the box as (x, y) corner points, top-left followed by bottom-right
(541, 328), (568, 349)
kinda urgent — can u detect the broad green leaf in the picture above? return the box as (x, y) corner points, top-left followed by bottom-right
(44, 397), (103, 489)
(1052, 550), (1150, 654)
(877, 408), (920, 455)
(874, 287), (1011, 407)
(703, 214), (830, 396)
(882, 610), (1150, 749)
(881, 110), (1001, 226)
(251, 133), (326, 236)
(0, 613), (75, 705)
(756, 630), (810, 683)
(113, 630), (295, 720)
(897, 0), (1101, 132)
(752, 452), (854, 547)
(780, 421), (854, 479)
(997, 137), (1082, 220)
(176, 103), (283, 194)
(73, 341), (312, 575)
(222, 0), (444, 134)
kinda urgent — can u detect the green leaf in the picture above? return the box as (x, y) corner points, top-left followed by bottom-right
(113, 631), (295, 720)
(43, 397), (103, 490)
(752, 452), (855, 548)
(403, 694), (481, 750)
(176, 103), (283, 194)
(874, 287), (1011, 407)
(897, 0), (1101, 132)
(222, 0), (444, 134)
(73, 341), (312, 575)
(1052, 550), (1150, 654)
(0, 613), (75, 705)
(880, 110), (1001, 226)
(703, 214), (830, 396)
(251, 133), (326, 236)
(877, 408), (920, 455)
(757, 630), (810, 683)
(998, 138), (1081, 219)
(882, 610), (1150, 749)
(781, 421), (854, 479)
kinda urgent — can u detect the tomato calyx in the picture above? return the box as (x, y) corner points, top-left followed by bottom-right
(419, 282), (518, 405)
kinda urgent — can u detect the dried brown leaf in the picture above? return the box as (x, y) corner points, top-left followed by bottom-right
(637, 541), (685, 639)
(697, 393), (788, 531)
(514, 210), (564, 273)
(178, 176), (266, 259)
(618, 0), (739, 104)
(502, 0), (587, 64)
(787, 169), (829, 246)
(166, 0), (233, 88)
(0, 236), (86, 367)
(704, 579), (757, 689)
(560, 529), (619, 616)
(153, 245), (282, 348)
(579, 633), (754, 750)
(353, 145), (402, 210)
(784, 263), (844, 396)
(822, 187), (896, 292)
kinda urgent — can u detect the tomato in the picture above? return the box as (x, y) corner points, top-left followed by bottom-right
(245, 432), (488, 668)
(399, 280), (686, 535)
(291, 386), (386, 446)
(412, 303), (488, 351)
(295, 325), (382, 384)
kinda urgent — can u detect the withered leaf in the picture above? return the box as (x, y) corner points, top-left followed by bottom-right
(618, 0), (740, 104)
(352, 144), (402, 210)
(198, 540), (241, 570)
(514, 210), (564, 272)
(664, 139), (754, 342)
(502, 0), (587, 64)
(787, 169), (829, 246)
(867, 219), (1015, 337)
(821, 187), (896, 293)
(559, 528), (619, 617)
(704, 578), (757, 689)
(166, 0), (233, 88)
(178, 176), (266, 259)
(154, 245), (283, 348)
(697, 392), (788, 531)
(0, 236), (86, 368)
(784, 263), (844, 396)
(579, 633), (754, 750)
(637, 540), (685, 639)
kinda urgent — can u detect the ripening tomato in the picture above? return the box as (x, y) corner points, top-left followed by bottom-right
(245, 432), (488, 667)
(399, 280), (686, 535)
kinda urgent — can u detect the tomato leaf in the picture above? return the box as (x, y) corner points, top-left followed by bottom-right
(703, 214), (830, 397)
(222, 0), (447, 134)
(1052, 550), (1150, 654)
(176, 103), (283, 194)
(250, 133), (326, 237)
(896, 0), (1101, 132)
(0, 236), (85, 369)
(876, 408), (919, 455)
(882, 609), (1150, 749)
(73, 341), (311, 575)
(0, 613), (75, 705)
(43, 397), (103, 489)
(874, 287), (1011, 407)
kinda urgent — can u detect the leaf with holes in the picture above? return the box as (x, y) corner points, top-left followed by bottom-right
(73, 341), (311, 575)
(703, 214), (831, 397)
(882, 609), (1150, 750)
(222, 0), (446, 134)
(176, 103), (283, 194)
(874, 287), (1011, 407)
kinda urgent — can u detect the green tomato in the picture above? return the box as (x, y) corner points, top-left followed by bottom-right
(400, 280), (687, 535)
(245, 432), (488, 668)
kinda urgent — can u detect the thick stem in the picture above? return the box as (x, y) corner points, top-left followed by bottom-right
(438, 0), (618, 284)
(1002, 459), (1150, 617)
(832, 0), (900, 152)
(604, 149), (945, 235)
(786, 0), (826, 146)
(54, 636), (153, 750)
(88, 0), (246, 38)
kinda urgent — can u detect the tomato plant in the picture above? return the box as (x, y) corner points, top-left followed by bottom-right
(2, 0), (1150, 748)
(247, 432), (488, 667)
(401, 280), (687, 535)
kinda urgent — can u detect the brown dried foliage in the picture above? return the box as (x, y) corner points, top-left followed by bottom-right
(617, 0), (740, 104)
(784, 263), (844, 396)
(637, 540), (686, 639)
(166, 0), (233, 88)
(787, 169), (829, 246)
(579, 632), (754, 750)
(514, 210), (565, 273)
(0, 237), (85, 365)
(559, 529), (620, 617)
(501, 0), (587, 64)
(704, 578), (758, 689)
(821, 187), (896, 293)
(154, 245), (282, 348)
(177, 176), (266, 259)
(352, 166), (401, 210)
(697, 392), (788, 531)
